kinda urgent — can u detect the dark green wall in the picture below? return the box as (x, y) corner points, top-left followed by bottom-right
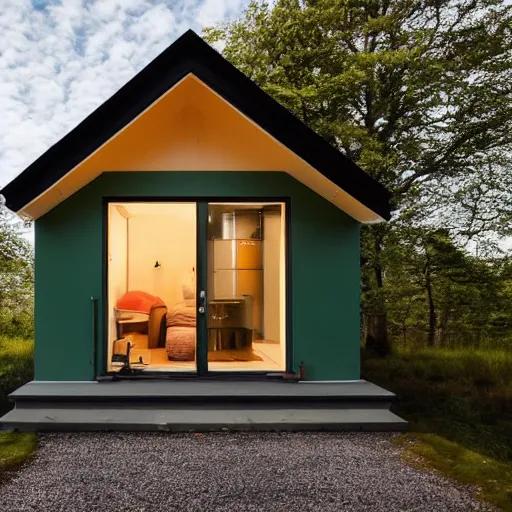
(34, 172), (360, 381)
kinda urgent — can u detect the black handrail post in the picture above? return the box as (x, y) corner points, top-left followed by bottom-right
(91, 297), (99, 380)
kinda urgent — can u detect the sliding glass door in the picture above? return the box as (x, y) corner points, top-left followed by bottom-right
(106, 200), (286, 375)
(203, 202), (286, 373)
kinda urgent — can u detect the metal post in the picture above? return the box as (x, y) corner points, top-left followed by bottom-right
(91, 297), (99, 380)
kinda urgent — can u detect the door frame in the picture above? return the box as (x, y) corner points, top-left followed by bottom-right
(101, 196), (293, 377)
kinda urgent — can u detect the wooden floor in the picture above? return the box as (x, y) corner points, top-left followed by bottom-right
(121, 339), (284, 372)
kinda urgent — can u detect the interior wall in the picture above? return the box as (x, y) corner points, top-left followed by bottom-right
(263, 210), (282, 342)
(107, 205), (128, 354)
(126, 204), (196, 309)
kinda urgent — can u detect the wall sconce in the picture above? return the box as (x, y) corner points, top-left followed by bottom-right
(154, 260), (161, 268)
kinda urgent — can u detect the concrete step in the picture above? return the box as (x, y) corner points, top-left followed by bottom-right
(11, 399), (394, 410)
(1, 380), (408, 432)
(8, 380), (396, 404)
(0, 406), (407, 432)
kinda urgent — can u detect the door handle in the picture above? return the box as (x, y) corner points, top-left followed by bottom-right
(198, 290), (206, 314)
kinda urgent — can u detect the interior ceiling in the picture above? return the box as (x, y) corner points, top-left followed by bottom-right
(114, 202), (282, 217)
(112, 202), (195, 217)
(21, 74), (383, 223)
(209, 203), (282, 212)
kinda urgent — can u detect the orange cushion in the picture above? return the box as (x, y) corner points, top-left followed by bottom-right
(116, 291), (165, 314)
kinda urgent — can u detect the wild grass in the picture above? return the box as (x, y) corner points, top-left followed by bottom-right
(363, 346), (512, 510)
(0, 337), (36, 482)
(0, 336), (34, 415)
(363, 347), (512, 460)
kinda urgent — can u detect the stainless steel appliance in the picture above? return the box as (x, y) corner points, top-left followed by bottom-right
(208, 296), (253, 350)
(208, 209), (264, 336)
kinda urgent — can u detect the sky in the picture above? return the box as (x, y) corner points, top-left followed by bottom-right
(0, 0), (250, 189)
(1, 1), (509, 253)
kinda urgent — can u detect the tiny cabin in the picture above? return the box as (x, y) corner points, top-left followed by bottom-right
(0, 31), (404, 432)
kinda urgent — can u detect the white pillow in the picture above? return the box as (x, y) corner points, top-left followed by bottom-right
(182, 285), (195, 300)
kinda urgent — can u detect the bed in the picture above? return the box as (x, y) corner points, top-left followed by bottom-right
(165, 301), (196, 361)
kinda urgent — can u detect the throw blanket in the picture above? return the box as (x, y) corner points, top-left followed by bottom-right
(116, 291), (165, 314)
(167, 303), (196, 328)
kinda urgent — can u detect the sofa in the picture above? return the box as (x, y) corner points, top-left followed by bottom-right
(115, 290), (167, 349)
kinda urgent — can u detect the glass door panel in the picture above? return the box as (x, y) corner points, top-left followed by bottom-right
(206, 202), (286, 372)
(106, 201), (198, 373)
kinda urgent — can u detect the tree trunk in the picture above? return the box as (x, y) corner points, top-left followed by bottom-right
(366, 311), (390, 356)
(364, 232), (391, 356)
(361, 312), (368, 346)
(424, 264), (437, 347)
(438, 306), (450, 348)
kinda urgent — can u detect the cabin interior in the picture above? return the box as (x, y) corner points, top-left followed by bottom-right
(107, 201), (286, 373)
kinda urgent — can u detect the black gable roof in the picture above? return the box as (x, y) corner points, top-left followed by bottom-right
(1, 29), (391, 220)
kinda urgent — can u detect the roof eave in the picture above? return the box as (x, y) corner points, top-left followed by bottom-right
(0, 30), (392, 221)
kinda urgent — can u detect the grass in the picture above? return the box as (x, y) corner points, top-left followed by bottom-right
(0, 432), (38, 482)
(0, 335), (34, 416)
(362, 347), (512, 510)
(395, 434), (512, 511)
(1, 335), (511, 505)
(0, 336), (36, 482)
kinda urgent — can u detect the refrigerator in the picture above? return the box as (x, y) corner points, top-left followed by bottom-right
(211, 239), (263, 334)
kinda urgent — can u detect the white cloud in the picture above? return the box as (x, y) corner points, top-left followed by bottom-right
(0, 0), (249, 188)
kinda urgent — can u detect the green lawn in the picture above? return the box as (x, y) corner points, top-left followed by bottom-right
(363, 347), (512, 511)
(0, 336), (36, 481)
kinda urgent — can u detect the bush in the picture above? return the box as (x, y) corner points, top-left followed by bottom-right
(0, 310), (34, 340)
(0, 336), (34, 416)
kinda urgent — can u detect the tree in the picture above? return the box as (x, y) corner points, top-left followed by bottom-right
(206, 0), (512, 353)
(0, 204), (34, 337)
(382, 225), (511, 349)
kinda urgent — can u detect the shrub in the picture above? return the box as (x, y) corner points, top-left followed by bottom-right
(0, 310), (34, 340)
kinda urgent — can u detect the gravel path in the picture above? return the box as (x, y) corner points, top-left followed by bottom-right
(0, 432), (493, 512)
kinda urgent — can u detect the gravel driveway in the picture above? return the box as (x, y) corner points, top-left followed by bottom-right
(0, 432), (493, 512)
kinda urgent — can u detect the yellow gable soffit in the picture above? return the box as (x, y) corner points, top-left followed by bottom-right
(18, 74), (384, 223)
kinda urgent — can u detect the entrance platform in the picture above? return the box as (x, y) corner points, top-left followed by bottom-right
(0, 379), (407, 432)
